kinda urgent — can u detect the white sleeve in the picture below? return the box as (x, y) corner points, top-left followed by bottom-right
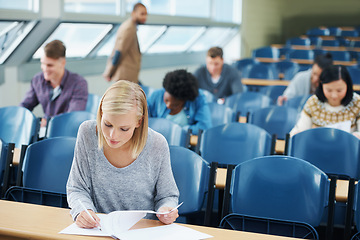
(290, 111), (312, 137)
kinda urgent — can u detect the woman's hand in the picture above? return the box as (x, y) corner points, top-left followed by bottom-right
(75, 209), (101, 229)
(156, 206), (179, 225)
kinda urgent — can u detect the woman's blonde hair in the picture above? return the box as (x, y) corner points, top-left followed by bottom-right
(96, 80), (148, 158)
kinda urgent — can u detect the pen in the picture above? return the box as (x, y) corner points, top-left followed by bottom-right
(78, 199), (101, 230)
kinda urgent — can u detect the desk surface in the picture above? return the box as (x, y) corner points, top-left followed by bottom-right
(0, 200), (298, 240)
(242, 78), (360, 91)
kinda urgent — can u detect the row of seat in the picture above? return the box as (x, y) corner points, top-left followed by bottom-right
(305, 26), (360, 38)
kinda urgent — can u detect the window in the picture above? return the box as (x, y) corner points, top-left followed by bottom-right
(64, 0), (121, 15)
(189, 27), (239, 52)
(137, 25), (167, 53)
(0, 0), (39, 12)
(127, 0), (210, 18)
(32, 23), (113, 59)
(0, 21), (37, 64)
(147, 26), (205, 53)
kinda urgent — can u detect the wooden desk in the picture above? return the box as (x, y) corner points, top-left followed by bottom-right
(242, 78), (360, 91)
(0, 200), (298, 240)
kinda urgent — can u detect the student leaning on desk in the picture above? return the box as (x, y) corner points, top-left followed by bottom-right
(66, 80), (180, 229)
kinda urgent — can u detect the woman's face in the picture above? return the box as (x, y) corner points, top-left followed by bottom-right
(322, 79), (347, 107)
(101, 109), (140, 149)
(163, 91), (185, 115)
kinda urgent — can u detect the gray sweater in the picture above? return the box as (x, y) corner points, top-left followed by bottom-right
(66, 120), (179, 220)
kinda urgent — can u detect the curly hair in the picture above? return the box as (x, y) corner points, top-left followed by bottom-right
(162, 69), (199, 101)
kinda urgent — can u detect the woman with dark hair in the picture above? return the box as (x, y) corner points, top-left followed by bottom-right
(148, 69), (212, 135)
(290, 65), (360, 138)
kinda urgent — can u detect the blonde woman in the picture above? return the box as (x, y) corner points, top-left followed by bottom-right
(67, 80), (179, 228)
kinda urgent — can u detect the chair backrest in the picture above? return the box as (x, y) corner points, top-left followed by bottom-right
(233, 58), (259, 72)
(327, 50), (351, 62)
(259, 85), (287, 105)
(0, 106), (38, 148)
(200, 89), (216, 103)
(340, 29), (359, 37)
(148, 118), (187, 147)
(328, 27), (341, 36)
(85, 93), (101, 115)
(232, 92), (272, 117)
(274, 61), (300, 80)
(169, 146), (209, 215)
(347, 67), (360, 85)
(287, 128), (360, 179)
(252, 47), (280, 60)
(0, 138), (9, 189)
(248, 106), (298, 140)
(46, 111), (96, 138)
(287, 49), (315, 60)
(284, 94), (311, 112)
(286, 37), (311, 47)
(208, 102), (235, 127)
(230, 155), (329, 227)
(242, 62), (279, 79)
(353, 183), (360, 236)
(199, 122), (273, 166)
(306, 27), (330, 36)
(22, 137), (76, 193)
(320, 39), (340, 47)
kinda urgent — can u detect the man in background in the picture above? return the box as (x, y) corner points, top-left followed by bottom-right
(20, 39), (88, 128)
(277, 53), (333, 105)
(103, 3), (147, 83)
(193, 46), (243, 102)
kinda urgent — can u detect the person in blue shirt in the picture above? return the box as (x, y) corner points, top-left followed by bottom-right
(147, 69), (212, 135)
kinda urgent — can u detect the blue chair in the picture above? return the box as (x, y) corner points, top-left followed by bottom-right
(286, 37), (311, 47)
(21, 137), (76, 194)
(283, 94), (311, 112)
(169, 146), (210, 224)
(340, 29), (359, 37)
(46, 111), (96, 138)
(320, 39), (340, 47)
(327, 50), (352, 62)
(229, 92), (272, 117)
(287, 128), (360, 239)
(248, 106), (298, 140)
(208, 102), (235, 127)
(148, 118), (187, 147)
(0, 106), (39, 148)
(287, 49), (315, 61)
(259, 85), (287, 105)
(252, 46), (280, 60)
(232, 58), (259, 72)
(241, 62), (279, 80)
(85, 93), (101, 115)
(328, 27), (341, 36)
(197, 122), (274, 166)
(347, 67), (360, 85)
(306, 27), (330, 36)
(200, 89), (216, 103)
(220, 155), (330, 239)
(0, 138), (14, 197)
(274, 60), (300, 80)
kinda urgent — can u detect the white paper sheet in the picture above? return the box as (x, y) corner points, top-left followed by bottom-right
(116, 223), (213, 240)
(325, 120), (351, 133)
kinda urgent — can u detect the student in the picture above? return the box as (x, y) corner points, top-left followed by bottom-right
(67, 80), (179, 228)
(290, 65), (360, 138)
(277, 53), (333, 106)
(147, 69), (212, 135)
(102, 3), (147, 83)
(193, 46), (243, 100)
(20, 40), (88, 128)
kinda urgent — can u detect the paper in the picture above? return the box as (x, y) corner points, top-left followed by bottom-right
(117, 224), (213, 240)
(325, 120), (351, 133)
(59, 203), (184, 238)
